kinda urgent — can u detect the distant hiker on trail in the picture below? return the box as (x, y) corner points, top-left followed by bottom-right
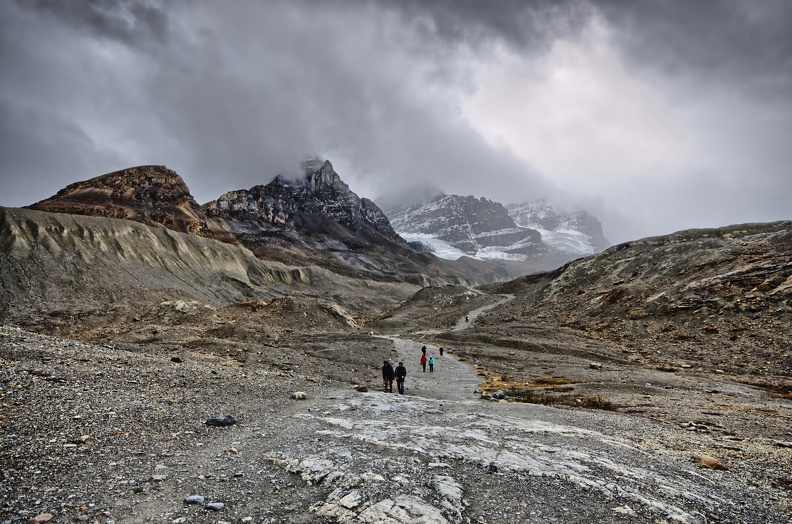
(439, 347), (444, 357)
(420, 353), (428, 372)
(428, 356), (435, 373)
(395, 361), (407, 394)
(465, 315), (469, 322)
(421, 345), (427, 355)
(382, 360), (395, 393)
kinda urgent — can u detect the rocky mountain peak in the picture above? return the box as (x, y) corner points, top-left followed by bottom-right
(206, 160), (397, 238)
(26, 165), (212, 237)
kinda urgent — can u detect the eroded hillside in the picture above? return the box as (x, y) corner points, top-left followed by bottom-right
(474, 222), (792, 378)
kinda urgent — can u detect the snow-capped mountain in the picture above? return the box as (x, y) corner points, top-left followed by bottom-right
(507, 200), (610, 256)
(386, 194), (610, 262)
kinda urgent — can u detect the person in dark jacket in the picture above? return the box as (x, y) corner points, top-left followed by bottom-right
(395, 361), (407, 394)
(382, 360), (395, 393)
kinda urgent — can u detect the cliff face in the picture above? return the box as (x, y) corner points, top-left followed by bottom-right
(507, 200), (610, 253)
(26, 165), (213, 238)
(203, 159), (401, 242)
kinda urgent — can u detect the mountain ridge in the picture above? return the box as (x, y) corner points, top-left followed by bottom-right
(21, 161), (528, 285)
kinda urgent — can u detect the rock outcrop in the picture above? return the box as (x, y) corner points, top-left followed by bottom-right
(203, 159), (403, 248)
(26, 165), (212, 238)
(482, 221), (792, 377)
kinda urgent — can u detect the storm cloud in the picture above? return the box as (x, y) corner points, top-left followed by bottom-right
(1, 0), (790, 243)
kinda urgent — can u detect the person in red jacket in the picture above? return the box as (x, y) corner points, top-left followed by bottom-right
(420, 353), (428, 372)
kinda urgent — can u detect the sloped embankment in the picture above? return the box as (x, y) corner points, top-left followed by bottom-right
(0, 206), (414, 326)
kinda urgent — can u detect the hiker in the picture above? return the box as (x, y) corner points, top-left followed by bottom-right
(439, 347), (444, 357)
(465, 315), (469, 322)
(421, 345), (427, 355)
(420, 353), (427, 372)
(428, 356), (435, 373)
(395, 361), (407, 394)
(381, 360), (395, 393)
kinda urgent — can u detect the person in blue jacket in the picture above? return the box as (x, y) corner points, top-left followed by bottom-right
(428, 356), (435, 373)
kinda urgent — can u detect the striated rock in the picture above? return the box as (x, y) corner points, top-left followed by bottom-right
(28, 514), (53, 524)
(27, 165), (212, 238)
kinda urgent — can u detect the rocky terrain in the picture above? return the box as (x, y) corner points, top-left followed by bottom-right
(27, 166), (212, 239)
(1, 174), (791, 523)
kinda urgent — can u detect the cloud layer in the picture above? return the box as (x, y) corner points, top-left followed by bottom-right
(1, 0), (790, 243)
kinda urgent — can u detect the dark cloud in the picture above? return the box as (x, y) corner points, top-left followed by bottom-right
(594, 1), (792, 99)
(0, 0), (789, 244)
(17, 0), (170, 46)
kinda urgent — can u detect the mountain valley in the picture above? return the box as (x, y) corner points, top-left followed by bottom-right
(0, 165), (790, 523)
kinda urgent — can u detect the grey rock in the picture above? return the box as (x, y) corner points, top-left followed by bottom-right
(206, 414), (237, 427)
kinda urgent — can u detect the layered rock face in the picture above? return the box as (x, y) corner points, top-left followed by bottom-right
(388, 194), (542, 257)
(26, 165), (213, 238)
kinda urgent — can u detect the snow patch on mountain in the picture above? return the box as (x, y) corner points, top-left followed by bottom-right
(388, 195), (609, 263)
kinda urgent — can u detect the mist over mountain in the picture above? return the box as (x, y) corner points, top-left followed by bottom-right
(22, 161), (527, 285)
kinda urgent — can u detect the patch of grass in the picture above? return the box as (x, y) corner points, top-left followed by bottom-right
(577, 395), (618, 410)
(531, 377), (574, 387)
(501, 388), (618, 411)
(504, 388), (559, 406)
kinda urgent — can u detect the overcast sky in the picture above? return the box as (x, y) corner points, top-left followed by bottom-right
(1, 1), (790, 243)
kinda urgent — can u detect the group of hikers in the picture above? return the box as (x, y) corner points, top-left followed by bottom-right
(381, 344), (445, 394)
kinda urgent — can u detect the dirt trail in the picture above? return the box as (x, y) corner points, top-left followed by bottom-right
(382, 335), (481, 401)
(450, 293), (513, 332)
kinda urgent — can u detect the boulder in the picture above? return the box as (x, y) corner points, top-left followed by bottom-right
(206, 414), (237, 427)
(697, 455), (727, 470)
